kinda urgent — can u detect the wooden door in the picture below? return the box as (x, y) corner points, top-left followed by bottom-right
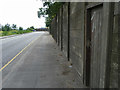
(85, 5), (103, 88)
(90, 6), (103, 88)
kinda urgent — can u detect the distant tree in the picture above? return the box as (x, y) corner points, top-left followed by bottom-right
(2, 26), (4, 31)
(26, 27), (33, 31)
(19, 27), (23, 30)
(30, 26), (34, 29)
(2, 24), (11, 31)
(0, 24), (2, 30)
(12, 24), (17, 30)
(38, 2), (63, 27)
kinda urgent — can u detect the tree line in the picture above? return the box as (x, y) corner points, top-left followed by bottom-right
(38, 2), (63, 27)
(1, 24), (35, 31)
(0, 24), (35, 36)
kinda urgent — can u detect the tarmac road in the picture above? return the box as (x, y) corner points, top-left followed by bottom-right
(1, 31), (83, 88)
(1, 32), (44, 67)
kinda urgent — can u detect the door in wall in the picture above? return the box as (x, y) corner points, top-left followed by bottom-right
(85, 4), (103, 88)
(90, 6), (103, 88)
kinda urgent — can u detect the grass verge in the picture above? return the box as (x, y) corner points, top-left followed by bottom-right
(0, 30), (33, 37)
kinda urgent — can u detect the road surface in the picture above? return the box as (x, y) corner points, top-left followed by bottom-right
(1, 31), (46, 84)
(1, 32), (44, 67)
(1, 31), (83, 88)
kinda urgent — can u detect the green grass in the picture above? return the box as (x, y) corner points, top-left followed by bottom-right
(1, 30), (33, 36)
(0, 31), (3, 36)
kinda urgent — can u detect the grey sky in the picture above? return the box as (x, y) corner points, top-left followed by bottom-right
(0, 0), (45, 29)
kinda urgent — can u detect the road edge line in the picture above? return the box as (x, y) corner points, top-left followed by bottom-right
(0, 35), (41, 71)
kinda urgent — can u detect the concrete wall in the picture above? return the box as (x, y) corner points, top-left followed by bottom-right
(50, 2), (119, 88)
(50, 17), (57, 42)
(118, 2), (120, 88)
(62, 3), (69, 58)
(58, 8), (62, 49)
(69, 2), (85, 82)
(109, 2), (120, 88)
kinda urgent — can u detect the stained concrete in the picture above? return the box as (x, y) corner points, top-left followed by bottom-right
(2, 31), (84, 88)
(50, 2), (119, 88)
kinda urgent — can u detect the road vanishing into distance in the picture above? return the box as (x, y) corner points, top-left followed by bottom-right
(1, 32), (43, 67)
(0, 31), (78, 88)
(1, 31), (47, 87)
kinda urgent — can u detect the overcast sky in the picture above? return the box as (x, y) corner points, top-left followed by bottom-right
(0, 0), (45, 29)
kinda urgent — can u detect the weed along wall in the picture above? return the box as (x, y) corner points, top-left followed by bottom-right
(50, 2), (119, 88)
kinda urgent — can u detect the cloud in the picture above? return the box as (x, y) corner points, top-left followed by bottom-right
(0, 0), (45, 29)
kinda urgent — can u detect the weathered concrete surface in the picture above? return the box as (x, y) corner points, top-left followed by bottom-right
(51, 17), (57, 42)
(109, 2), (120, 88)
(2, 31), (84, 88)
(62, 3), (69, 58)
(50, 2), (119, 88)
(69, 2), (85, 81)
(58, 8), (63, 50)
(118, 2), (120, 88)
